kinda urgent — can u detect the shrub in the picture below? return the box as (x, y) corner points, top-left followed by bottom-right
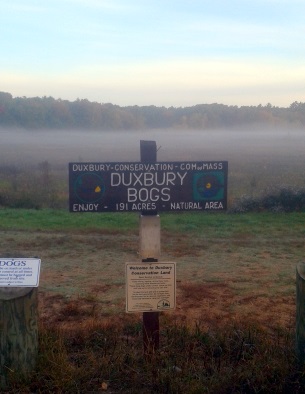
(230, 187), (305, 213)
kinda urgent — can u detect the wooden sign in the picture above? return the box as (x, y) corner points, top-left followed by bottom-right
(69, 161), (228, 212)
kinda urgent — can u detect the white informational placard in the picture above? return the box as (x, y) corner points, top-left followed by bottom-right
(125, 262), (176, 313)
(0, 258), (41, 287)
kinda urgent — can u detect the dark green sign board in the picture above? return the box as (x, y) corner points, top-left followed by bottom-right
(69, 161), (228, 213)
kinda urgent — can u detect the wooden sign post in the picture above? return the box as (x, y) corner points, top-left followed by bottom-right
(296, 262), (305, 364)
(69, 143), (228, 356)
(0, 258), (40, 389)
(0, 289), (38, 389)
(140, 140), (160, 354)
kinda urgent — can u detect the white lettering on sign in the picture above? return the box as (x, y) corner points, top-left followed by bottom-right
(72, 164), (112, 172)
(111, 172), (188, 204)
(110, 172), (187, 187)
(73, 203), (99, 212)
(170, 202), (202, 210)
(179, 162), (223, 170)
(204, 201), (224, 209)
(114, 163), (174, 171)
(127, 187), (170, 202)
(131, 202), (157, 210)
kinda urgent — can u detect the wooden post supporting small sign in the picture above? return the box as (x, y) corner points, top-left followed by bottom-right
(140, 140), (160, 355)
(296, 262), (305, 364)
(0, 258), (40, 389)
(0, 288), (38, 388)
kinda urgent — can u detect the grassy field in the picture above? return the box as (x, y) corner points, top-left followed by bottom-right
(1, 208), (305, 392)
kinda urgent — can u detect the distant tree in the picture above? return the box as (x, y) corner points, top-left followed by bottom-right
(1, 91), (305, 130)
(0, 92), (13, 125)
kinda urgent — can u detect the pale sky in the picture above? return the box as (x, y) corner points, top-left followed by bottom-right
(1, 0), (304, 107)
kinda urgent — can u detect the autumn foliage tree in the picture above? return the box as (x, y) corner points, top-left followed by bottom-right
(0, 91), (304, 130)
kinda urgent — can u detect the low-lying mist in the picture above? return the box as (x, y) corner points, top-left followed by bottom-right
(1, 128), (305, 203)
(1, 128), (304, 164)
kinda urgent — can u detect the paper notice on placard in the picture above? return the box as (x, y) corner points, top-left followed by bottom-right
(0, 258), (41, 287)
(125, 262), (176, 313)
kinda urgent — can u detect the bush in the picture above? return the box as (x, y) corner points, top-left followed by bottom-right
(230, 187), (305, 213)
(0, 162), (67, 210)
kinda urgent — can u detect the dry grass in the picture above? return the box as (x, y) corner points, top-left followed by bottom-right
(1, 210), (305, 392)
(4, 294), (300, 393)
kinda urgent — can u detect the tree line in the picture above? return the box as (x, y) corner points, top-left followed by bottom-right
(0, 91), (305, 130)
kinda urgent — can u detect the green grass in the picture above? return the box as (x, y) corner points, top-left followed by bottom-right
(1, 208), (305, 236)
(0, 208), (138, 231)
(162, 211), (305, 237)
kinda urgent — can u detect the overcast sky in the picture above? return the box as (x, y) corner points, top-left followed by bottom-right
(1, 0), (304, 107)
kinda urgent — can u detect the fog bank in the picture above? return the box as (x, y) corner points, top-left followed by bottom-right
(1, 128), (304, 166)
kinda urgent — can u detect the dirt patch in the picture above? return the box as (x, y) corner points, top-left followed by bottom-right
(38, 291), (140, 333)
(162, 231), (206, 257)
(173, 281), (295, 331)
(38, 280), (295, 335)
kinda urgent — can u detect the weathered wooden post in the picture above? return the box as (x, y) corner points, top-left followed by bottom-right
(0, 258), (40, 389)
(0, 288), (38, 388)
(140, 140), (160, 354)
(296, 262), (305, 364)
